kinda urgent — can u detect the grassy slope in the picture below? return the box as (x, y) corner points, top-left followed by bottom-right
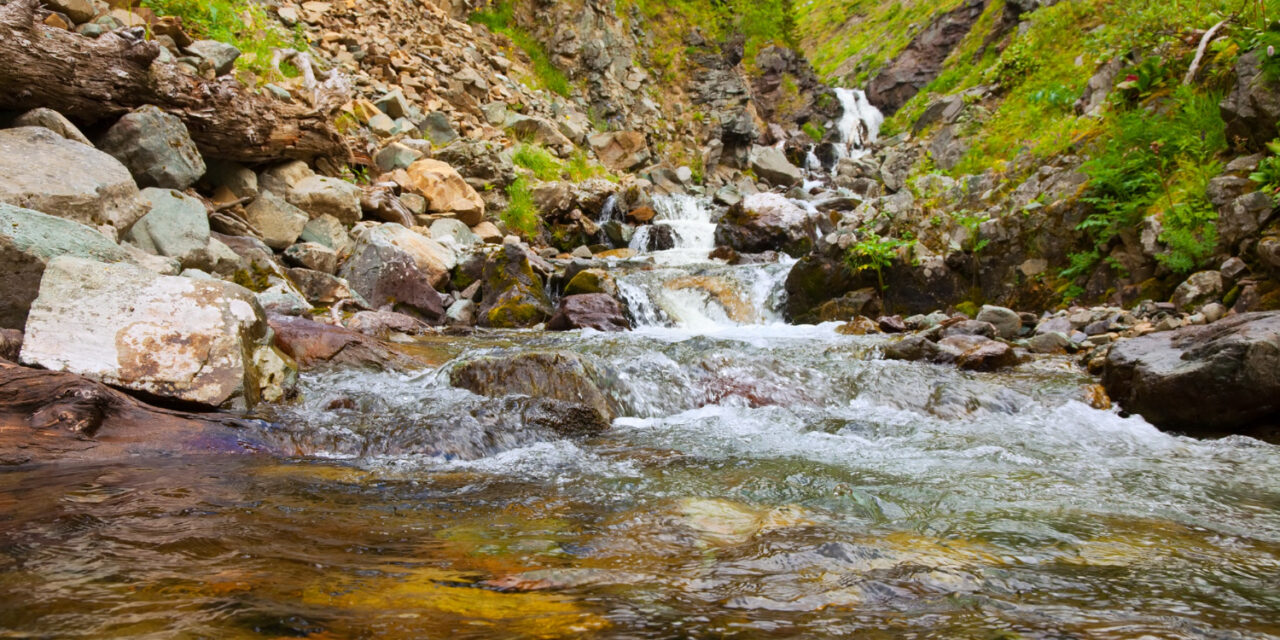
(796, 0), (964, 85)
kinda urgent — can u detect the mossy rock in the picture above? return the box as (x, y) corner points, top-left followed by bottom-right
(477, 244), (552, 328)
(564, 268), (617, 296)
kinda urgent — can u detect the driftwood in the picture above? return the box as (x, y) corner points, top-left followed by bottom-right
(0, 360), (272, 466)
(0, 0), (350, 164)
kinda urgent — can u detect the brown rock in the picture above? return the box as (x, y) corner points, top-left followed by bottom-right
(405, 159), (486, 226)
(547, 294), (631, 332)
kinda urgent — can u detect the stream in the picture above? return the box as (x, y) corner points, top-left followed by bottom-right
(2, 194), (1279, 639)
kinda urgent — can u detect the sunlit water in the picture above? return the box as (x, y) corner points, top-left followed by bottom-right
(2, 198), (1279, 638)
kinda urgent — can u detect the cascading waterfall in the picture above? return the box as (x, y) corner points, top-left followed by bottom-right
(834, 87), (884, 156)
(627, 194), (717, 260)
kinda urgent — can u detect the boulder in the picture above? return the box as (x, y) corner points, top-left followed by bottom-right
(715, 192), (824, 257)
(0, 203), (133, 329)
(0, 127), (146, 231)
(450, 350), (616, 420)
(43, 0), (95, 23)
(259, 160), (314, 196)
(563, 268), (618, 297)
(283, 242), (339, 274)
(940, 319), (997, 339)
(429, 218), (481, 248)
(285, 268), (366, 307)
(124, 188), (212, 269)
(344, 310), (430, 337)
(477, 244), (554, 328)
(97, 105), (206, 190)
(939, 335), (1018, 371)
(339, 230), (446, 323)
(360, 223), (455, 289)
(975, 305), (1022, 339)
(299, 214), (352, 255)
(587, 131), (649, 172)
(547, 294), (631, 332)
(12, 108), (92, 146)
(286, 175), (363, 225)
(268, 314), (425, 370)
(1171, 270), (1224, 311)
(373, 142), (423, 172)
(508, 115), (575, 155)
(244, 191), (309, 250)
(1102, 312), (1280, 433)
(203, 159), (259, 200)
(747, 145), (803, 187)
(19, 256), (294, 408)
(1221, 51), (1280, 149)
(404, 159), (486, 225)
(185, 40), (240, 75)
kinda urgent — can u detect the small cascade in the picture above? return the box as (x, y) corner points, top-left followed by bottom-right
(628, 194), (717, 262)
(600, 194), (622, 223)
(834, 87), (884, 157)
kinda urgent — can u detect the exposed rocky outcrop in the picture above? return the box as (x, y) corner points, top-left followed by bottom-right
(1102, 312), (1280, 436)
(866, 0), (988, 114)
(450, 350), (617, 421)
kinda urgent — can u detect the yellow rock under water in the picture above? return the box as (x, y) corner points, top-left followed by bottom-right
(664, 276), (757, 324)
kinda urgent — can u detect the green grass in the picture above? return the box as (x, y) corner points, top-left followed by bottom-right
(469, 2), (571, 97)
(796, 0), (965, 85)
(511, 144), (563, 181)
(502, 177), (541, 238)
(140, 0), (308, 81)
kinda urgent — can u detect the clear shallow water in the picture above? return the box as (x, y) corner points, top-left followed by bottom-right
(2, 197), (1279, 638)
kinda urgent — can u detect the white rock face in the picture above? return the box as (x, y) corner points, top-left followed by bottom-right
(20, 256), (294, 408)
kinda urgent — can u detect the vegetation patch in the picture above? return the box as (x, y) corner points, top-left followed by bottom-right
(469, 1), (572, 96)
(141, 0), (308, 81)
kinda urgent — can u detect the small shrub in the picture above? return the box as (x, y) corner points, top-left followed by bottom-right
(845, 228), (912, 292)
(502, 177), (540, 238)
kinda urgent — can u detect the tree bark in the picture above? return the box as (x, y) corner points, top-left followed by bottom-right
(0, 0), (350, 165)
(0, 360), (274, 466)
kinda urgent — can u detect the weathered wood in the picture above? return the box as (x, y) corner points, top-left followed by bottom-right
(0, 360), (273, 466)
(0, 0), (350, 164)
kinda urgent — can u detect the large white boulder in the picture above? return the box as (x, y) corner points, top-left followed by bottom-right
(20, 256), (295, 408)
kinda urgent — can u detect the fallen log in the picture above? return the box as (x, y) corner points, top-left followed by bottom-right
(0, 360), (275, 466)
(0, 0), (350, 165)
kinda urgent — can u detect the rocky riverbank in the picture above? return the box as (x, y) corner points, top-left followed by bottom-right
(0, 0), (1278, 466)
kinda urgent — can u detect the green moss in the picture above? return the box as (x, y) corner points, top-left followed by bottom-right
(797, 0), (965, 84)
(802, 121), (826, 142)
(486, 299), (547, 328)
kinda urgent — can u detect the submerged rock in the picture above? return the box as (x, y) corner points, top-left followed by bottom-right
(1102, 311), (1280, 434)
(268, 314), (426, 370)
(450, 350), (616, 421)
(20, 256), (294, 408)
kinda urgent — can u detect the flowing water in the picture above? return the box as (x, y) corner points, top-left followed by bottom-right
(2, 197), (1279, 639)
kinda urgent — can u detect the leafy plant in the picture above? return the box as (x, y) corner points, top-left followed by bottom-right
(1114, 56), (1168, 105)
(845, 228), (911, 293)
(1250, 138), (1280, 202)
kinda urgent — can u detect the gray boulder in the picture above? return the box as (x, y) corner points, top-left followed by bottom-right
(1102, 312), (1280, 433)
(714, 192), (825, 257)
(1221, 51), (1280, 149)
(185, 40), (241, 75)
(125, 188), (211, 268)
(450, 350), (617, 421)
(244, 191), (309, 250)
(748, 145), (802, 187)
(1171, 270), (1224, 311)
(299, 214), (352, 254)
(0, 203), (133, 329)
(975, 305), (1022, 339)
(339, 231), (446, 323)
(286, 175), (362, 225)
(19, 256), (294, 408)
(12, 108), (92, 146)
(97, 105), (206, 190)
(0, 127), (147, 231)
